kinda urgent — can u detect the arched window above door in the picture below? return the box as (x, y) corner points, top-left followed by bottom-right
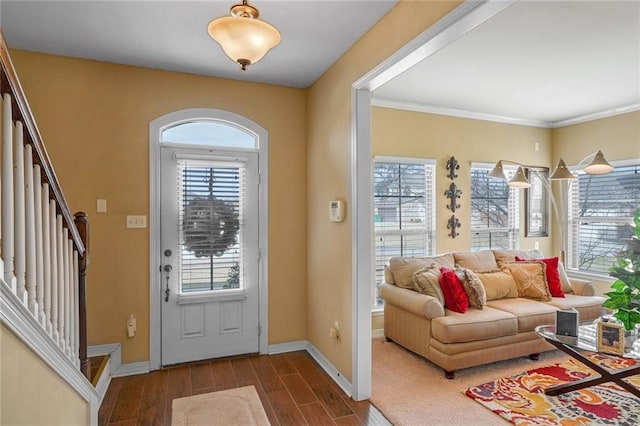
(161, 121), (257, 149)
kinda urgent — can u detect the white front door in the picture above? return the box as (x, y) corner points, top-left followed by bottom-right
(160, 146), (260, 365)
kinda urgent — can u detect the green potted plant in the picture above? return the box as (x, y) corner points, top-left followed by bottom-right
(603, 207), (640, 332)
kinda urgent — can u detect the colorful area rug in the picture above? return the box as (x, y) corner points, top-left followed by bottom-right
(466, 354), (640, 425)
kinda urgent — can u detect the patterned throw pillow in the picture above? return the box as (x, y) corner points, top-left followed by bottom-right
(473, 269), (518, 301)
(515, 256), (564, 298)
(412, 265), (445, 305)
(456, 267), (487, 309)
(504, 262), (552, 301)
(439, 267), (469, 313)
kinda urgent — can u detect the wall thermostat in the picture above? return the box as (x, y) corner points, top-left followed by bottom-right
(329, 200), (344, 222)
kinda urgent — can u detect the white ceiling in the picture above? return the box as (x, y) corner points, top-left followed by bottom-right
(373, 0), (640, 127)
(1, 0), (398, 88)
(2, 1), (638, 126)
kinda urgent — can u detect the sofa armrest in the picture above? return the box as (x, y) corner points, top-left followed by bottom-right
(569, 278), (595, 296)
(379, 283), (445, 320)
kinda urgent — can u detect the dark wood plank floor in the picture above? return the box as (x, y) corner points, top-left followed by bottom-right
(99, 351), (390, 426)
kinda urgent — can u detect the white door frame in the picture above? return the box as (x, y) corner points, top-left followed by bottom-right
(149, 108), (269, 371)
(350, 0), (516, 400)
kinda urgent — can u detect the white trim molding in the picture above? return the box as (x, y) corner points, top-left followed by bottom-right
(148, 108), (269, 370)
(268, 340), (308, 354)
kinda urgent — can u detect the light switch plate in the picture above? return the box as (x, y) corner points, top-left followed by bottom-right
(126, 215), (147, 228)
(97, 199), (107, 213)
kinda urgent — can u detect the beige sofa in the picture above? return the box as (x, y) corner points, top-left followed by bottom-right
(379, 249), (604, 378)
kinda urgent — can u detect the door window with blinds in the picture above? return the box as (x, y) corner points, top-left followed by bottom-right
(470, 164), (520, 251)
(177, 158), (245, 293)
(373, 158), (436, 308)
(567, 162), (640, 275)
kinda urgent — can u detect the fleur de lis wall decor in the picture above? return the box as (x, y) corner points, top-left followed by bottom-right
(446, 155), (459, 180)
(444, 182), (462, 212)
(447, 214), (461, 239)
(444, 155), (462, 238)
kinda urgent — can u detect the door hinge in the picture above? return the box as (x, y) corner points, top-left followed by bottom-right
(258, 249), (262, 262)
(257, 173), (261, 185)
(258, 324), (262, 335)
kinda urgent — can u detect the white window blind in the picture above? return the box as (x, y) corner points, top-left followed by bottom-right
(470, 165), (520, 251)
(177, 158), (245, 293)
(568, 162), (640, 275)
(373, 158), (436, 308)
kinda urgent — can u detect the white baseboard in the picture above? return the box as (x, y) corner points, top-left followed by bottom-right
(88, 343), (149, 377)
(372, 329), (384, 338)
(305, 342), (352, 397)
(112, 361), (150, 377)
(268, 340), (308, 354)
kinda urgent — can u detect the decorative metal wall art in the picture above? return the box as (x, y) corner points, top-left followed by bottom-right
(444, 155), (462, 238)
(444, 182), (462, 212)
(446, 156), (459, 180)
(447, 215), (460, 239)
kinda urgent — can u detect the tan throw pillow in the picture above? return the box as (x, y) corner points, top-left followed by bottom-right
(453, 250), (499, 271)
(388, 254), (455, 290)
(457, 267), (486, 309)
(474, 269), (518, 301)
(412, 266), (445, 305)
(504, 262), (552, 302)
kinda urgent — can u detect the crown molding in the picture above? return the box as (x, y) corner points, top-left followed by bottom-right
(371, 98), (640, 129)
(371, 99), (551, 128)
(550, 103), (640, 128)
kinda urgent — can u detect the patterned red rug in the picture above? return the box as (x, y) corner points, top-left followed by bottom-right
(466, 354), (640, 425)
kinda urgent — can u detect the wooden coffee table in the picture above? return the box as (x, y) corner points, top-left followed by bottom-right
(536, 324), (640, 399)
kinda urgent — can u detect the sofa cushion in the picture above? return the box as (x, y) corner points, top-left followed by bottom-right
(492, 249), (536, 265)
(412, 266), (445, 305)
(545, 294), (605, 322)
(439, 267), (468, 313)
(388, 253), (455, 289)
(504, 262), (552, 302)
(457, 267), (486, 309)
(486, 298), (558, 332)
(453, 250), (499, 271)
(516, 256), (564, 298)
(431, 307), (517, 343)
(474, 269), (518, 300)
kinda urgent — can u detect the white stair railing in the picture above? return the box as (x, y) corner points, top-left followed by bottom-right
(0, 37), (88, 374)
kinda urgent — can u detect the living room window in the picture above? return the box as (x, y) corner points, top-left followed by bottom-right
(373, 157), (436, 308)
(567, 161), (640, 275)
(470, 164), (520, 251)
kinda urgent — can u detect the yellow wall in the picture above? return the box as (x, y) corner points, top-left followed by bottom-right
(306, 1), (463, 380)
(11, 50), (308, 363)
(372, 107), (554, 255)
(1, 325), (88, 425)
(552, 111), (640, 165)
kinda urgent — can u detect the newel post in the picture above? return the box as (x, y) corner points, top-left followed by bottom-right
(74, 211), (90, 378)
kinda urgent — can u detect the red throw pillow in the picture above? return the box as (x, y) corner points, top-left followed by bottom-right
(515, 256), (564, 298)
(439, 267), (469, 313)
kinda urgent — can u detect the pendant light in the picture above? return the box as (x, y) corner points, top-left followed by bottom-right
(208, 1), (281, 71)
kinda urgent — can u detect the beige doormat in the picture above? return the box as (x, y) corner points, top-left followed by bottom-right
(172, 385), (270, 426)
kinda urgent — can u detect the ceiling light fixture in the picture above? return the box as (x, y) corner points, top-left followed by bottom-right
(207, 0), (281, 71)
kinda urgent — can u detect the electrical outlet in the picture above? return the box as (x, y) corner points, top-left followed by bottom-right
(127, 314), (136, 338)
